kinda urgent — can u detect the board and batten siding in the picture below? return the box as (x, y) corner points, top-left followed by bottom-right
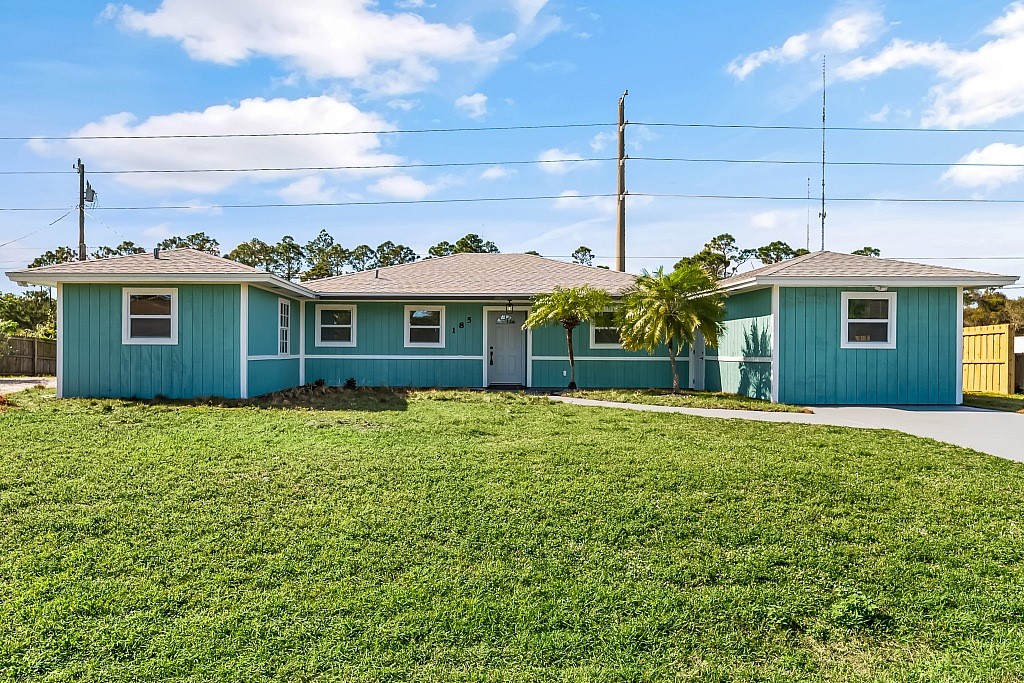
(303, 301), (485, 387)
(529, 319), (681, 389)
(778, 286), (958, 405)
(246, 286), (301, 396)
(61, 283), (241, 399)
(704, 288), (772, 400)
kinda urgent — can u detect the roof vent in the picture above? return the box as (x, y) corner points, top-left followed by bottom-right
(375, 269), (379, 279)
(153, 247), (160, 259)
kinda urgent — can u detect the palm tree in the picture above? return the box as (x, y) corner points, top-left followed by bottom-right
(617, 265), (726, 391)
(524, 286), (612, 390)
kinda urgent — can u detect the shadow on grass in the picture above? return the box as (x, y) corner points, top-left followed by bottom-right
(137, 385), (411, 412)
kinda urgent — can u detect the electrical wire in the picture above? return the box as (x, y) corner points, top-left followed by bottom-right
(0, 208), (75, 248)
(632, 121), (1024, 134)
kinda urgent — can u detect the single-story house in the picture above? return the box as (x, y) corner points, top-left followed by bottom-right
(6, 248), (1016, 404)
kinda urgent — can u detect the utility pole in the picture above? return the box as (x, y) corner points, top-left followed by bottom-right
(75, 159), (86, 261)
(819, 58), (827, 252)
(615, 90), (628, 272)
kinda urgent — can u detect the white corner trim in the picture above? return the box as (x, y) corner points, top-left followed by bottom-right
(955, 285), (964, 405)
(55, 283), (63, 399)
(404, 304), (446, 348)
(240, 284), (249, 399)
(770, 285), (780, 403)
(840, 291), (897, 350)
(299, 300), (306, 385)
(314, 303), (357, 348)
(121, 287), (178, 345)
(526, 325), (533, 389)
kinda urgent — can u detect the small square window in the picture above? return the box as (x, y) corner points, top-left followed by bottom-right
(405, 306), (445, 348)
(123, 288), (177, 345)
(316, 305), (357, 347)
(841, 292), (896, 349)
(590, 310), (621, 348)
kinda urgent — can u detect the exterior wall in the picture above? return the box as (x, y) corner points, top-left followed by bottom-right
(303, 301), (485, 388)
(61, 283), (241, 399)
(778, 286), (958, 405)
(529, 320), (681, 389)
(246, 286), (301, 396)
(705, 288), (772, 400)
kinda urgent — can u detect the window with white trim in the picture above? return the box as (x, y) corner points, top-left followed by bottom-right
(278, 299), (291, 355)
(122, 288), (177, 345)
(841, 291), (896, 349)
(590, 310), (621, 348)
(404, 305), (445, 348)
(316, 304), (356, 347)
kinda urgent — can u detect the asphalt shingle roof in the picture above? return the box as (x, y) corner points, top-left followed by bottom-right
(304, 252), (639, 296)
(16, 248), (261, 275)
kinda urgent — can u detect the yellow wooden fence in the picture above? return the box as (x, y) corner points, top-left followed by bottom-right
(962, 324), (1016, 394)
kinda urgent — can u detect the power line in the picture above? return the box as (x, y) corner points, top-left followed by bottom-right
(0, 208), (75, 248)
(633, 121), (1024, 134)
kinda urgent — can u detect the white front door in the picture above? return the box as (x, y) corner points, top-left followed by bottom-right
(487, 310), (526, 385)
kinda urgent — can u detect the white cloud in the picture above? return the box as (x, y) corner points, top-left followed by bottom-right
(454, 92), (488, 119)
(279, 176), (337, 203)
(837, 3), (1024, 127)
(867, 104), (890, 122)
(508, 0), (548, 24)
(942, 142), (1024, 189)
(386, 98), (420, 111)
(480, 165), (513, 180)
(395, 0), (434, 8)
(368, 174), (442, 200)
(749, 209), (806, 231)
(553, 190), (615, 213)
(143, 223), (175, 239)
(589, 132), (613, 151)
(728, 9), (885, 80)
(28, 96), (401, 194)
(110, 0), (516, 96)
(536, 148), (598, 175)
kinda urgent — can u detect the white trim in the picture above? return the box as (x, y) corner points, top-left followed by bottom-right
(299, 300), (306, 385)
(304, 354), (484, 360)
(770, 285), (780, 403)
(248, 354), (301, 361)
(278, 298), (291, 355)
(718, 275), (1018, 294)
(532, 355), (673, 362)
(239, 284), (248, 399)
(122, 287), (178, 345)
(7, 270), (317, 297)
(588, 310), (622, 349)
(706, 355), (772, 363)
(314, 304), (357, 347)
(840, 291), (897, 350)
(483, 305), (529, 387)
(956, 285), (964, 405)
(404, 304), (445, 348)
(526, 325), (533, 388)
(55, 283), (63, 398)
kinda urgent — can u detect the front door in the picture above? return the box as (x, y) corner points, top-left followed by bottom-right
(487, 310), (526, 386)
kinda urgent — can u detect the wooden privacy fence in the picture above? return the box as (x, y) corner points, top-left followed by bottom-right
(0, 335), (57, 376)
(962, 324), (1016, 395)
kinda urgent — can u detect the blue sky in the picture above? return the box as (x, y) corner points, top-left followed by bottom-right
(3, 0), (1024, 292)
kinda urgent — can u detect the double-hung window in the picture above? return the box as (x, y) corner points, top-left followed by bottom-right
(841, 292), (896, 349)
(278, 299), (291, 355)
(590, 310), (621, 348)
(405, 305), (445, 348)
(316, 304), (356, 347)
(122, 288), (177, 345)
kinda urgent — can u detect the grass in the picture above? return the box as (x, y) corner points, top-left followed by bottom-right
(964, 391), (1024, 413)
(567, 388), (810, 413)
(2, 387), (1024, 681)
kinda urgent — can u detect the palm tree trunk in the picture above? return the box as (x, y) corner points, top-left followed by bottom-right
(566, 325), (577, 390)
(667, 339), (679, 392)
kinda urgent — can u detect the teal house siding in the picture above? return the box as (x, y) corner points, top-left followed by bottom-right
(303, 301), (486, 387)
(529, 320), (681, 389)
(246, 286), (301, 396)
(62, 283), (241, 399)
(778, 286), (958, 405)
(705, 288), (772, 399)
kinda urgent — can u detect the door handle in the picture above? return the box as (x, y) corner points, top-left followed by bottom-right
(489, 350), (493, 366)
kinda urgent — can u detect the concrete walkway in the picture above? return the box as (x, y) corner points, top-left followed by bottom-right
(0, 377), (56, 395)
(550, 396), (1024, 463)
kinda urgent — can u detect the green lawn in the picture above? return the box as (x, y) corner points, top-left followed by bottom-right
(567, 388), (809, 413)
(2, 388), (1024, 682)
(964, 391), (1024, 413)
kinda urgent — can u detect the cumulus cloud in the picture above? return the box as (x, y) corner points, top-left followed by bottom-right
(508, 0), (548, 24)
(728, 8), (885, 80)
(480, 165), (513, 180)
(589, 132), (613, 151)
(941, 142), (1024, 189)
(109, 0), (516, 96)
(454, 92), (488, 119)
(837, 2), (1024, 127)
(368, 174), (446, 200)
(279, 176), (337, 203)
(28, 96), (400, 194)
(536, 148), (598, 175)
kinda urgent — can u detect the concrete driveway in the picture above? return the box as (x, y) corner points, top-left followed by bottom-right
(0, 377), (56, 395)
(550, 396), (1024, 463)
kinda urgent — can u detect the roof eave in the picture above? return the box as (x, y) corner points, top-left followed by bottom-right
(756, 275), (1019, 287)
(308, 291), (625, 300)
(6, 270), (316, 297)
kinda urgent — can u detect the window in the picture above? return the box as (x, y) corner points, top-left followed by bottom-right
(404, 305), (445, 348)
(122, 288), (177, 345)
(841, 291), (896, 349)
(279, 299), (291, 355)
(590, 310), (621, 348)
(316, 304), (356, 347)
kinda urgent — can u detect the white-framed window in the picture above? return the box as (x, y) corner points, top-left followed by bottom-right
(404, 305), (445, 348)
(278, 298), (291, 355)
(841, 291), (896, 349)
(122, 288), (178, 345)
(316, 304), (357, 347)
(590, 310), (621, 348)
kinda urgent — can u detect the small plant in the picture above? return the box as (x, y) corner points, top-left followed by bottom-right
(313, 378), (326, 388)
(344, 377), (357, 389)
(829, 590), (888, 630)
